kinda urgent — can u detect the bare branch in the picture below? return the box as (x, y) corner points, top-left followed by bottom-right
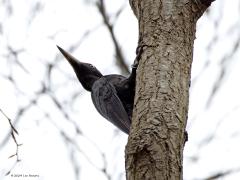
(96, 0), (130, 75)
(204, 168), (240, 180)
(0, 108), (22, 175)
(206, 35), (240, 107)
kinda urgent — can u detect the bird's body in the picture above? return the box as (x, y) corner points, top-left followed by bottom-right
(104, 74), (135, 118)
(91, 76), (132, 134)
(57, 46), (137, 134)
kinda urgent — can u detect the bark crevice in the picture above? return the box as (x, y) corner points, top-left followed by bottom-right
(126, 0), (211, 179)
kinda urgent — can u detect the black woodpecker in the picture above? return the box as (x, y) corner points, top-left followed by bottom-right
(57, 46), (139, 134)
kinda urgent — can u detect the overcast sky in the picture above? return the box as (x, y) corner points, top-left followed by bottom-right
(1, 0), (240, 180)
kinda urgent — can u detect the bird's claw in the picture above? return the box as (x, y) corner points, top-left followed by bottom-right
(131, 45), (145, 69)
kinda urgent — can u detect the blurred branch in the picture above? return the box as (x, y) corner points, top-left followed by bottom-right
(69, 147), (81, 180)
(1, 0), (13, 16)
(28, 1), (44, 25)
(198, 105), (240, 147)
(96, 0), (130, 75)
(60, 130), (112, 180)
(100, 152), (111, 180)
(204, 168), (240, 180)
(49, 94), (82, 134)
(206, 35), (240, 107)
(6, 46), (28, 73)
(191, 4), (222, 87)
(0, 89), (41, 148)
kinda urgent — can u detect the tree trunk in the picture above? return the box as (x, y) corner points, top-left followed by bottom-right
(126, 1), (212, 179)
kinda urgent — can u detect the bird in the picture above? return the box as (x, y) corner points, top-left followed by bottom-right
(57, 45), (139, 134)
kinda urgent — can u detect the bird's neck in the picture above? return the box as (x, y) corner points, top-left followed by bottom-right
(78, 74), (101, 92)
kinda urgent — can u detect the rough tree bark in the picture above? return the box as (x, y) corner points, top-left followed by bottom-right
(125, 0), (214, 180)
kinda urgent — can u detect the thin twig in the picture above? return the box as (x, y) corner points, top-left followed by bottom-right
(0, 108), (22, 176)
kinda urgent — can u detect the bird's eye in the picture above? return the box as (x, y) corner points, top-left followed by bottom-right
(90, 64), (96, 69)
(89, 64), (95, 69)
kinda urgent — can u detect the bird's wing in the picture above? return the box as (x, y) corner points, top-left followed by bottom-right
(91, 77), (131, 134)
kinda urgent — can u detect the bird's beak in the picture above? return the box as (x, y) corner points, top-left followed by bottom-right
(57, 45), (79, 65)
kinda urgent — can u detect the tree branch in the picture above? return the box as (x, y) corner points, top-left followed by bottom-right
(96, 0), (130, 75)
(0, 108), (22, 176)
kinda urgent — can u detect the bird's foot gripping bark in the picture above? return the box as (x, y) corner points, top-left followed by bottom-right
(184, 131), (188, 144)
(194, 0), (215, 7)
(131, 45), (145, 69)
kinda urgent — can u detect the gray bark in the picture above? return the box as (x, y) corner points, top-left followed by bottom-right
(125, 0), (212, 179)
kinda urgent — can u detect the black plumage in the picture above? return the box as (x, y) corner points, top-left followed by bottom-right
(57, 46), (137, 134)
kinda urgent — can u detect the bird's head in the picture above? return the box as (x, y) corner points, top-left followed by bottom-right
(57, 45), (103, 91)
